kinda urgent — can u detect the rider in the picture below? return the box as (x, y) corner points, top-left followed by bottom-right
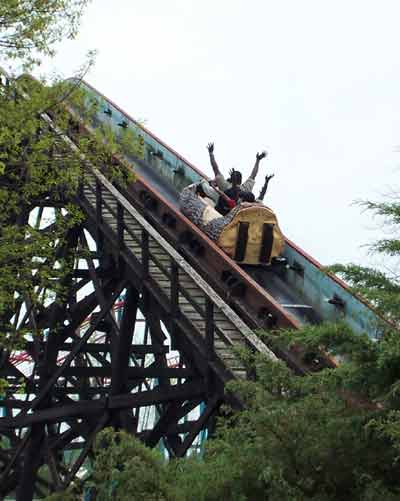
(179, 182), (242, 241)
(207, 142), (267, 193)
(207, 142), (271, 214)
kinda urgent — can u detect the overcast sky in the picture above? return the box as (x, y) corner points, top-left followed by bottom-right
(34, 0), (400, 267)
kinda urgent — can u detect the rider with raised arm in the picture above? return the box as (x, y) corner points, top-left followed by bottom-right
(206, 142), (271, 214)
(257, 173), (275, 202)
(207, 142), (267, 194)
(179, 182), (242, 242)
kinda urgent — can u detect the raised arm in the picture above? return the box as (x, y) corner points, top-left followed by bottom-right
(207, 142), (221, 177)
(249, 150), (267, 180)
(258, 173), (275, 201)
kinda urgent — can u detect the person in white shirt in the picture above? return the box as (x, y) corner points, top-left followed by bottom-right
(179, 183), (242, 241)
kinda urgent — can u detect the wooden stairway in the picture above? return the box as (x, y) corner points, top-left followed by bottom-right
(81, 168), (277, 380)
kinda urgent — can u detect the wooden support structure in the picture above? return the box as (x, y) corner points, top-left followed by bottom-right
(0, 70), (280, 499)
(0, 165), (278, 500)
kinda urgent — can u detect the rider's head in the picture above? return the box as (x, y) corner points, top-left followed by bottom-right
(238, 191), (255, 203)
(195, 183), (206, 197)
(228, 170), (242, 186)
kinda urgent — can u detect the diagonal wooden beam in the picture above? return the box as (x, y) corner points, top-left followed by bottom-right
(61, 411), (109, 489)
(145, 398), (202, 449)
(16, 279), (126, 417)
(174, 395), (220, 457)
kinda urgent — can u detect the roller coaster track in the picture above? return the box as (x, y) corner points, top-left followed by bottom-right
(0, 70), (381, 500)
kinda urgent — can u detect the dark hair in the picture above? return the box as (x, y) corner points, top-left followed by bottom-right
(227, 170), (242, 186)
(239, 191), (255, 203)
(195, 183), (206, 197)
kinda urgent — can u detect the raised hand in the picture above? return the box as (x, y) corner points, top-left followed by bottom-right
(208, 142), (220, 175)
(256, 150), (268, 161)
(258, 172), (274, 201)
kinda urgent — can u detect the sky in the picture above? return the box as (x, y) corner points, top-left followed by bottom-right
(32, 0), (400, 267)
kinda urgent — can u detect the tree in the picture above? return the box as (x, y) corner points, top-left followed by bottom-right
(69, 329), (400, 501)
(0, 0), (90, 67)
(55, 196), (400, 501)
(0, 71), (140, 351)
(0, 1), (141, 385)
(181, 197), (400, 500)
(4, 3), (400, 499)
(46, 429), (172, 501)
(177, 197), (400, 500)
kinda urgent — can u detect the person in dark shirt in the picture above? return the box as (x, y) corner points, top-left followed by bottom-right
(207, 142), (274, 214)
(207, 142), (267, 195)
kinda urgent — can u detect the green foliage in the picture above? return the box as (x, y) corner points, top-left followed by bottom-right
(204, 359), (396, 499)
(327, 198), (400, 324)
(0, 0), (90, 67)
(90, 429), (171, 501)
(5, 3), (400, 499)
(329, 264), (400, 324)
(61, 356), (400, 501)
(0, 2), (143, 422)
(0, 70), (141, 346)
(47, 429), (172, 501)
(56, 190), (400, 500)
